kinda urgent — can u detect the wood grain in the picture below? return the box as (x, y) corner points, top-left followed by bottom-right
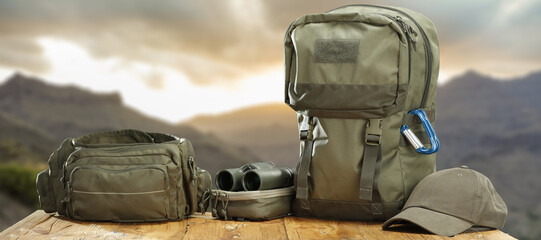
(284, 216), (516, 240)
(0, 211), (516, 240)
(183, 215), (287, 240)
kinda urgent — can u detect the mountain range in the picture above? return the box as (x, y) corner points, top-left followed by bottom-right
(1, 70), (540, 239)
(435, 71), (541, 239)
(184, 103), (298, 168)
(0, 73), (258, 175)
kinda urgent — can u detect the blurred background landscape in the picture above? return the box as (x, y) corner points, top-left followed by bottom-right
(0, 0), (540, 239)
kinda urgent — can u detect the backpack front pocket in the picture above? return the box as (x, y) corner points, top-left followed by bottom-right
(67, 165), (169, 221)
(286, 13), (410, 118)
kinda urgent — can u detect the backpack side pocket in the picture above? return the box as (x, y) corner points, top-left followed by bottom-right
(196, 168), (212, 213)
(36, 169), (56, 213)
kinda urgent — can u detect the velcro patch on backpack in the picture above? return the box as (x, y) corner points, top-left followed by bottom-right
(314, 39), (359, 63)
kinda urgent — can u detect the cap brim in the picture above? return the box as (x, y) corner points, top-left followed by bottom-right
(382, 207), (474, 237)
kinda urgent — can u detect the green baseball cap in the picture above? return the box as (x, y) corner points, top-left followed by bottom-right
(382, 166), (507, 236)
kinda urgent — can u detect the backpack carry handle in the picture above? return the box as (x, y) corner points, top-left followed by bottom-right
(400, 109), (440, 154)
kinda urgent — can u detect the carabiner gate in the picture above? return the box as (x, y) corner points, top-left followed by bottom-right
(400, 109), (440, 154)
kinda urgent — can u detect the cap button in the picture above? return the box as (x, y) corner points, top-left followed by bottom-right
(460, 165), (469, 169)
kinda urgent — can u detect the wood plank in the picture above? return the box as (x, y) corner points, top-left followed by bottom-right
(0, 211), (517, 240)
(284, 216), (364, 239)
(0, 210), (52, 239)
(183, 215), (287, 240)
(284, 216), (517, 240)
(380, 223), (517, 240)
(0, 210), (188, 240)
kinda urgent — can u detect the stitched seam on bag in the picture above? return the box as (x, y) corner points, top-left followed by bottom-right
(72, 190), (166, 195)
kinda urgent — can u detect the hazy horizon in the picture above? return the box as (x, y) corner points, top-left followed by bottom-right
(1, 68), (539, 124)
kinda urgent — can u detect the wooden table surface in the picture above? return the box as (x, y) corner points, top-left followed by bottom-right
(0, 210), (515, 240)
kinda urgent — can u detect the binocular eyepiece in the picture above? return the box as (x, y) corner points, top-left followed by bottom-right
(215, 162), (294, 191)
(242, 167), (294, 191)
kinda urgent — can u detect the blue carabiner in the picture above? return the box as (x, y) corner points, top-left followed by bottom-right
(400, 109), (440, 154)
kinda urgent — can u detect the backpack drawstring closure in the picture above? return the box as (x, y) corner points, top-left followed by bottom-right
(199, 189), (211, 214)
(212, 191), (229, 220)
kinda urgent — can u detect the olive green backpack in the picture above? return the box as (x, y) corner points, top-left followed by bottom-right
(284, 5), (441, 220)
(36, 129), (212, 222)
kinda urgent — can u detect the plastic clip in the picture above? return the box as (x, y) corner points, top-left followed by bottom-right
(400, 109), (440, 154)
(299, 115), (315, 141)
(365, 119), (383, 146)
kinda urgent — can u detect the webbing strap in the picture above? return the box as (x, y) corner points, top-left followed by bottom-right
(359, 119), (382, 201)
(296, 116), (315, 214)
(359, 142), (379, 201)
(296, 140), (314, 212)
(370, 147), (384, 216)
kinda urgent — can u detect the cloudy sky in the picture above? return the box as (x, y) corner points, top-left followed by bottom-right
(0, 0), (539, 123)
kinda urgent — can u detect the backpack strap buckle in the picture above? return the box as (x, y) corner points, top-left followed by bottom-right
(401, 109), (440, 154)
(365, 119), (382, 146)
(299, 116), (315, 140)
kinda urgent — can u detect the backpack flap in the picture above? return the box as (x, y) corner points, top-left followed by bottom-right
(285, 12), (411, 119)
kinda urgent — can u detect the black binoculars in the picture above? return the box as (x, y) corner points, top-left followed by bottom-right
(215, 162), (294, 191)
